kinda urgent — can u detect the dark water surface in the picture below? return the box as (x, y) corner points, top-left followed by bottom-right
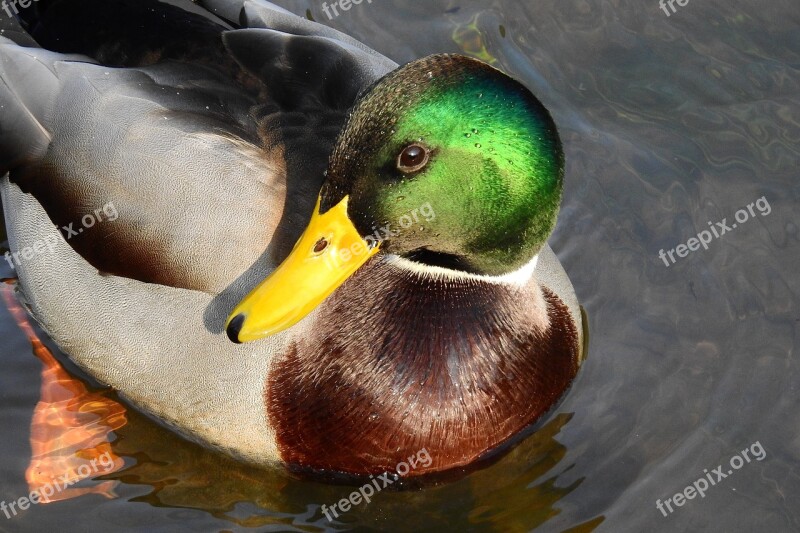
(1, 0), (799, 531)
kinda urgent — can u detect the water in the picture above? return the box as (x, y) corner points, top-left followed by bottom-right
(1, 0), (799, 531)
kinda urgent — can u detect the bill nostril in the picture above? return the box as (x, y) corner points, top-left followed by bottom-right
(226, 314), (246, 344)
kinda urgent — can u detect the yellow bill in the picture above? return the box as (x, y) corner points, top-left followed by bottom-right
(226, 195), (379, 343)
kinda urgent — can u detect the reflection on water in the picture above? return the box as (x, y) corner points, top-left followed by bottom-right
(449, 11), (498, 66)
(2, 284), (125, 504)
(112, 411), (593, 530)
(1, 0), (799, 531)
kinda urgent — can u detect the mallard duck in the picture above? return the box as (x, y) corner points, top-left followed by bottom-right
(0, 0), (583, 477)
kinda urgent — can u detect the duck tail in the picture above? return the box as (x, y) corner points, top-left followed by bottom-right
(10, 0), (232, 66)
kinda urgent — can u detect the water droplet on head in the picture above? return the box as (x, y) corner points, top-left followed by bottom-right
(368, 413), (379, 422)
(465, 133), (472, 138)
(397, 195), (405, 201)
(472, 128), (479, 134)
(475, 143), (482, 148)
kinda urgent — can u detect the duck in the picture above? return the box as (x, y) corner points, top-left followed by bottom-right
(0, 0), (584, 478)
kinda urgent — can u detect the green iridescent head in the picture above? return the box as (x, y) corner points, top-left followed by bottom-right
(320, 54), (564, 276)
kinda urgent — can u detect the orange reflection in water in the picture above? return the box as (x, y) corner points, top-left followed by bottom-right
(2, 282), (127, 503)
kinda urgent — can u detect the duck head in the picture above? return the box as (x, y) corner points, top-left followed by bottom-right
(226, 54), (564, 344)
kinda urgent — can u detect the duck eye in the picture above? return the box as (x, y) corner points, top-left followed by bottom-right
(397, 144), (430, 173)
